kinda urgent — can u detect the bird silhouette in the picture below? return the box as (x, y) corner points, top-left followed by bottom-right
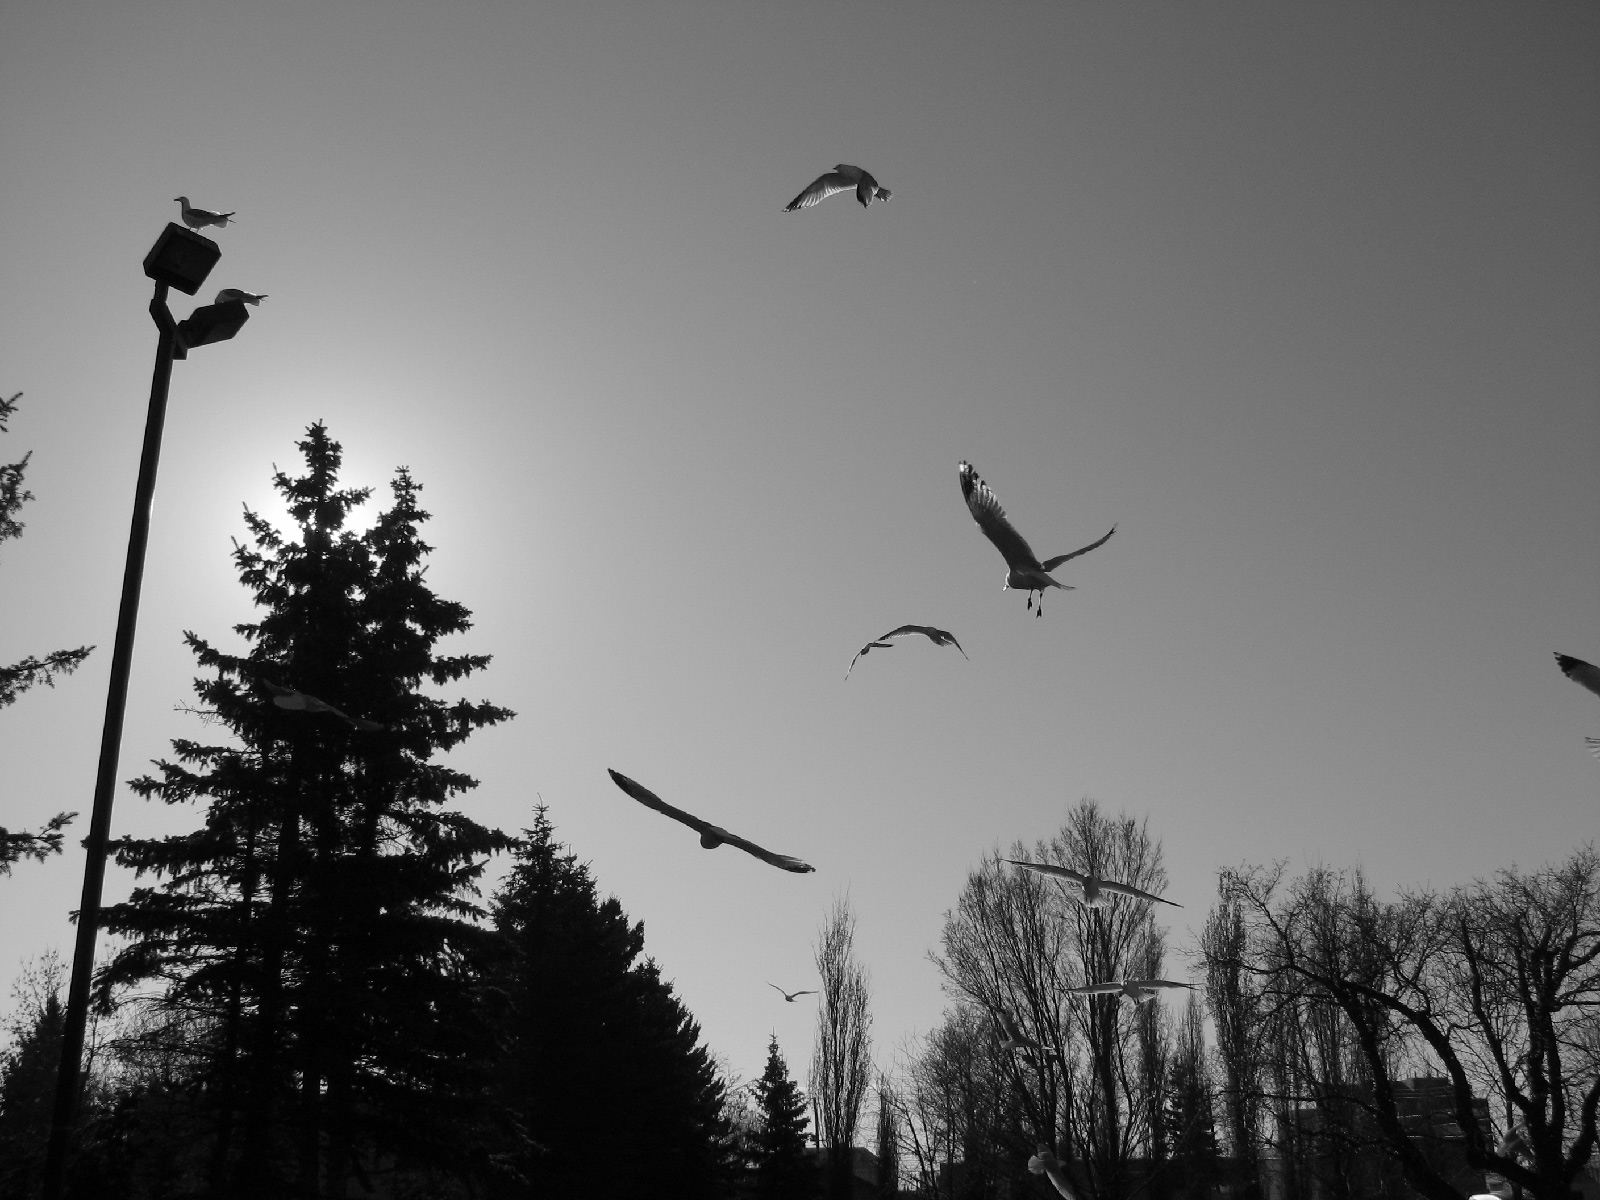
(1067, 979), (1196, 1005)
(214, 289), (267, 305)
(173, 196), (235, 232)
(994, 1007), (1040, 1054)
(845, 625), (968, 679)
(1554, 652), (1600, 757)
(259, 680), (383, 731)
(784, 164), (892, 211)
(768, 983), (818, 1002)
(606, 769), (816, 874)
(1007, 859), (1179, 908)
(958, 461), (1114, 617)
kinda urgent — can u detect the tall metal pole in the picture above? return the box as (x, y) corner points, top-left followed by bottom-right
(41, 283), (179, 1199)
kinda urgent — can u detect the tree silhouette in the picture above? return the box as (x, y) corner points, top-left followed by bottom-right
(1212, 850), (1600, 1200)
(2, 392), (88, 875)
(811, 895), (874, 1200)
(751, 1034), (814, 1200)
(94, 423), (514, 1197)
(483, 805), (727, 1198)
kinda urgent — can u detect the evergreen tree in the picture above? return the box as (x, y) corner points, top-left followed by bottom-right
(485, 806), (727, 1198)
(94, 423), (514, 1197)
(2, 392), (87, 874)
(0, 973), (66, 1196)
(752, 1034), (814, 1200)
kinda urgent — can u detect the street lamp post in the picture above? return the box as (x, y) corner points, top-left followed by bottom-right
(41, 226), (250, 1198)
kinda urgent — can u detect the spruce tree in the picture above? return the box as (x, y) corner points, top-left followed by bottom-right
(752, 1034), (814, 1200)
(95, 423), (514, 1197)
(485, 806), (727, 1198)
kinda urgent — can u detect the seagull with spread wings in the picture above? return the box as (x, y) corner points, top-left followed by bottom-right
(768, 983), (818, 1003)
(958, 461), (1115, 617)
(784, 164), (892, 211)
(845, 624), (968, 679)
(1554, 653), (1600, 757)
(995, 1007), (1040, 1054)
(1007, 859), (1179, 908)
(1067, 979), (1196, 1006)
(259, 680), (384, 732)
(607, 769), (816, 874)
(174, 196), (235, 232)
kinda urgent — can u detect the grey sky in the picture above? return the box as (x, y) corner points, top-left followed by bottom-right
(2, 2), (1596, 1087)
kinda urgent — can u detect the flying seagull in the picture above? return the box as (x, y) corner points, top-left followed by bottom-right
(1497, 1122), (1530, 1160)
(214, 289), (267, 305)
(845, 624), (968, 679)
(1007, 859), (1180, 908)
(173, 196), (235, 232)
(958, 461), (1115, 617)
(1067, 979), (1196, 1006)
(1027, 1145), (1078, 1199)
(606, 769), (816, 874)
(1555, 652), (1600, 757)
(995, 1008), (1040, 1054)
(259, 680), (383, 731)
(784, 164), (892, 211)
(768, 983), (818, 1002)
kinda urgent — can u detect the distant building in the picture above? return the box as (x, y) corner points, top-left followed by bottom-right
(1262, 1076), (1488, 1200)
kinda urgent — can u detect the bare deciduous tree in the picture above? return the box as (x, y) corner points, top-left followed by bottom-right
(811, 895), (873, 1200)
(1211, 848), (1600, 1200)
(931, 798), (1179, 1200)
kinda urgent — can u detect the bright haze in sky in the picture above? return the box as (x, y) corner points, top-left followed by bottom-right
(2, 2), (1596, 1089)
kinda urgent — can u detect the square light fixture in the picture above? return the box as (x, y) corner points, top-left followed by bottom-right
(142, 223), (222, 295)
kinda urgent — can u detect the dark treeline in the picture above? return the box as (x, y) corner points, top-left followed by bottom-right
(2, 426), (1595, 1199)
(0, 426), (731, 1198)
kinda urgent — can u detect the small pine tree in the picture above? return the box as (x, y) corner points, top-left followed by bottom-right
(485, 806), (727, 1198)
(753, 1034), (814, 1200)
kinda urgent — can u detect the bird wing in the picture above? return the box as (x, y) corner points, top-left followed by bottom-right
(1066, 983), (1126, 995)
(959, 462), (1043, 571)
(879, 626), (969, 660)
(1556, 653), (1600, 699)
(785, 171), (856, 211)
(845, 640), (895, 679)
(996, 1009), (1023, 1040)
(1097, 879), (1181, 907)
(768, 982), (788, 997)
(607, 769), (814, 873)
(717, 827), (817, 874)
(609, 768), (718, 838)
(1124, 979), (1195, 990)
(1007, 859), (1089, 887)
(1041, 525), (1117, 571)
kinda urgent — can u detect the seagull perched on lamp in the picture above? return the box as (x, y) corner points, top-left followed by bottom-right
(214, 289), (267, 305)
(958, 461), (1114, 617)
(173, 196), (235, 232)
(784, 164), (892, 211)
